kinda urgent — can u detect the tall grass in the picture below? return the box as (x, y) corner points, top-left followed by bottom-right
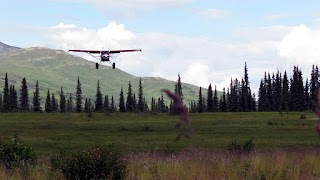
(127, 149), (320, 179)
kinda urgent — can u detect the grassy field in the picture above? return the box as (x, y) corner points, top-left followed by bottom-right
(0, 111), (319, 155)
(1, 112), (320, 179)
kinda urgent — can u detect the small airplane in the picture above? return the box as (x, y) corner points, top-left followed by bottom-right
(68, 49), (142, 69)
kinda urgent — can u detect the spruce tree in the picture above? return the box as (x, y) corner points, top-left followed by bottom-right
(240, 62), (251, 112)
(59, 87), (66, 113)
(51, 93), (58, 112)
(103, 95), (109, 113)
(3, 73), (9, 113)
(95, 80), (103, 112)
(213, 85), (219, 112)
(175, 74), (183, 99)
(67, 93), (74, 112)
(45, 89), (52, 113)
(9, 85), (18, 112)
(138, 78), (144, 112)
(119, 87), (126, 112)
(19, 77), (29, 112)
(33, 80), (41, 112)
(84, 98), (89, 113)
(310, 65), (319, 109)
(125, 81), (134, 112)
(75, 77), (82, 113)
(207, 84), (213, 112)
(198, 87), (204, 112)
(220, 88), (227, 112)
(111, 96), (115, 113)
(304, 78), (310, 110)
(280, 71), (289, 112)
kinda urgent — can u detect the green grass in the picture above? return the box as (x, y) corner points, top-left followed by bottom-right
(1, 112), (320, 179)
(0, 112), (319, 155)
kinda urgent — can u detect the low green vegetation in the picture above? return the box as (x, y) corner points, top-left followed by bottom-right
(0, 112), (319, 154)
(0, 112), (319, 179)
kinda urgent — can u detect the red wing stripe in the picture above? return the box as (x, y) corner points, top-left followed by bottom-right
(108, 49), (142, 54)
(69, 50), (101, 54)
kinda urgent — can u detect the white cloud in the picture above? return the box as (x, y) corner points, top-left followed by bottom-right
(278, 24), (320, 67)
(46, 21), (320, 94)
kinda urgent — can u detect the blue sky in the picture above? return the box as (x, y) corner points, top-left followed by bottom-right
(1, 0), (320, 92)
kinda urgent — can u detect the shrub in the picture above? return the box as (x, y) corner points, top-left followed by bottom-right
(300, 114), (307, 119)
(51, 146), (128, 180)
(0, 136), (37, 169)
(227, 138), (254, 153)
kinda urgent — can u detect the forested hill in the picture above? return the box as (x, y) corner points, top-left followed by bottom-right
(0, 46), (208, 105)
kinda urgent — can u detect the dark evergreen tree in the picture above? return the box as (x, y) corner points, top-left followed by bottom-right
(84, 98), (89, 113)
(138, 78), (145, 112)
(33, 80), (41, 112)
(289, 66), (305, 111)
(95, 80), (103, 112)
(207, 84), (213, 112)
(59, 87), (66, 113)
(110, 96), (115, 113)
(9, 85), (18, 112)
(126, 81), (134, 112)
(220, 88), (227, 112)
(241, 62), (251, 111)
(2, 73), (9, 113)
(198, 87), (204, 112)
(175, 74), (183, 99)
(45, 89), (52, 113)
(51, 93), (58, 112)
(213, 85), (219, 112)
(304, 78), (310, 110)
(266, 73), (273, 111)
(67, 93), (74, 112)
(75, 77), (82, 113)
(119, 87), (126, 112)
(19, 77), (29, 112)
(144, 97), (149, 112)
(273, 71), (282, 111)
(151, 97), (156, 112)
(229, 78), (240, 112)
(103, 95), (109, 113)
(310, 65), (319, 109)
(133, 93), (137, 112)
(281, 71), (290, 111)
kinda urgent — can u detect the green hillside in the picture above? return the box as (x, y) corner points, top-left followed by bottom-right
(0, 47), (210, 106)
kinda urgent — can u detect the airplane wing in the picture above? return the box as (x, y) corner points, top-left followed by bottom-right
(69, 50), (101, 54)
(108, 49), (142, 54)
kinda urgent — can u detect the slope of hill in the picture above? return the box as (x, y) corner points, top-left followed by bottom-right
(0, 47), (208, 106)
(0, 42), (21, 52)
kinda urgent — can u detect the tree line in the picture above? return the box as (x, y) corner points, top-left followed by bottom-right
(189, 63), (319, 113)
(0, 63), (319, 113)
(0, 73), (175, 113)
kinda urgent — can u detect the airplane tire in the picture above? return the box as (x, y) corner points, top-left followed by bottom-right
(96, 63), (99, 69)
(112, 62), (115, 69)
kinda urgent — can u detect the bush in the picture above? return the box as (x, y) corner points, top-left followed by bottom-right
(300, 114), (307, 119)
(51, 146), (128, 180)
(0, 136), (37, 169)
(227, 138), (254, 153)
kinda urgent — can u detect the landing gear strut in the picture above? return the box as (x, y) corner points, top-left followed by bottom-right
(96, 63), (99, 69)
(112, 62), (116, 69)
